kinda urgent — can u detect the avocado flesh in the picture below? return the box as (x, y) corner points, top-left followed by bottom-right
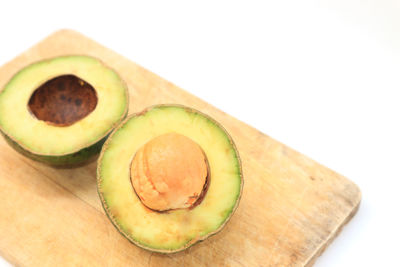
(98, 105), (243, 252)
(0, 56), (128, 166)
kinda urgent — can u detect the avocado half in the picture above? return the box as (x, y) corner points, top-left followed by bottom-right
(0, 56), (128, 167)
(97, 105), (243, 253)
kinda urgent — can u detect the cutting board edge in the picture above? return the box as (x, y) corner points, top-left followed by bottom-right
(306, 192), (361, 266)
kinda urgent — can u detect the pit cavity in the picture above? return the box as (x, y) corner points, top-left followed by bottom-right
(28, 75), (98, 126)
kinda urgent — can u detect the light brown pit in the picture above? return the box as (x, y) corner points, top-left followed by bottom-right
(130, 133), (210, 212)
(28, 75), (98, 127)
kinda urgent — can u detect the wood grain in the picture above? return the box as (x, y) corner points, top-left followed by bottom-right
(0, 30), (361, 267)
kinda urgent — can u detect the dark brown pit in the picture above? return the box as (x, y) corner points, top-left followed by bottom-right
(28, 75), (98, 127)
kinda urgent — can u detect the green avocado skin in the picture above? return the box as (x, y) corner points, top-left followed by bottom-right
(2, 133), (108, 168)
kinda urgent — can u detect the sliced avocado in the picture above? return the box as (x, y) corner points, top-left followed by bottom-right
(97, 105), (243, 253)
(0, 56), (128, 167)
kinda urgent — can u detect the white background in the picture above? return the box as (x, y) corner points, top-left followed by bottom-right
(1, 1), (399, 266)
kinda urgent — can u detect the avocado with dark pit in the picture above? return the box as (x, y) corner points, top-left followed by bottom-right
(0, 55), (128, 167)
(97, 105), (243, 253)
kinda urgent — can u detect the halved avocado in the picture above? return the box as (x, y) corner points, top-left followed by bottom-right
(0, 56), (128, 167)
(97, 105), (243, 253)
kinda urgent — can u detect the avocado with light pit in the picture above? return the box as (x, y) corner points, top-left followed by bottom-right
(0, 56), (128, 167)
(97, 105), (243, 253)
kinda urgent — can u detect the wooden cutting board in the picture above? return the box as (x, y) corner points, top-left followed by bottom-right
(0, 30), (361, 267)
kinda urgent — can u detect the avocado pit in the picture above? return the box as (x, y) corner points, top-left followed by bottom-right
(130, 133), (209, 212)
(28, 75), (98, 127)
